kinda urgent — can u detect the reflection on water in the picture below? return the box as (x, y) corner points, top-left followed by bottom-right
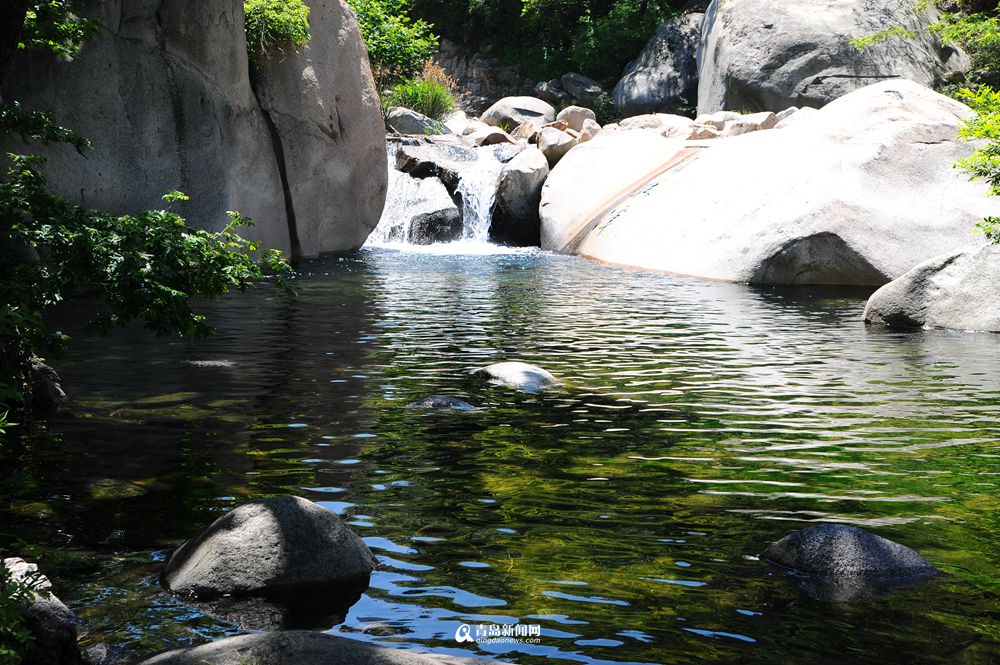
(1, 248), (998, 664)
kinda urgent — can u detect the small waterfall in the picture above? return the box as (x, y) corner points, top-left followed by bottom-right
(366, 142), (506, 248)
(455, 147), (505, 243)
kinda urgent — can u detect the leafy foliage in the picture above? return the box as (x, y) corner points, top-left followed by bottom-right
(934, 7), (1000, 85)
(19, 0), (98, 58)
(0, 561), (45, 665)
(953, 85), (1000, 243)
(347, 0), (438, 87)
(410, 0), (685, 83)
(244, 0), (312, 61)
(384, 61), (457, 120)
(850, 25), (917, 51)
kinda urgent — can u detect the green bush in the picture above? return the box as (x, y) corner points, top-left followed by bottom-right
(0, 561), (44, 665)
(244, 0), (312, 61)
(954, 85), (1000, 243)
(347, 0), (439, 87)
(384, 77), (456, 120)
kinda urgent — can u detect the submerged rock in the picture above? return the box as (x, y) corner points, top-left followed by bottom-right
(136, 631), (497, 665)
(162, 496), (375, 600)
(474, 362), (559, 392)
(407, 396), (479, 412)
(864, 244), (1000, 332)
(760, 524), (938, 602)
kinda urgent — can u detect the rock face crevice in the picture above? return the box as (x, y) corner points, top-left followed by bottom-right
(0, 0), (386, 258)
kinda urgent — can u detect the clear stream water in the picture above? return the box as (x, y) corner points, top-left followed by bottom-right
(1, 248), (998, 664)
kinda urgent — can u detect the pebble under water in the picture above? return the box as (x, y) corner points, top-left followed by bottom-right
(1, 248), (998, 664)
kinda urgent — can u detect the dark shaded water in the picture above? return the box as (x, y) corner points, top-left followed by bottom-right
(1, 248), (998, 664)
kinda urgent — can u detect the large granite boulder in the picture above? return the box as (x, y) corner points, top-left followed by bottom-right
(864, 244), (1000, 332)
(697, 0), (969, 115)
(137, 632), (497, 665)
(613, 8), (703, 117)
(4, 558), (83, 665)
(480, 96), (556, 129)
(252, 0), (388, 256)
(162, 496), (375, 600)
(541, 80), (998, 285)
(760, 525), (938, 601)
(2, 0), (386, 259)
(491, 146), (549, 246)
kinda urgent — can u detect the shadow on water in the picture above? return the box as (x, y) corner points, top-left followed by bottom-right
(0, 249), (997, 664)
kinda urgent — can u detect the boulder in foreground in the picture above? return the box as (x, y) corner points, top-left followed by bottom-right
(137, 631), (498, 665)
(864, 245), (1000, 332)
(163, 496), (375, 600)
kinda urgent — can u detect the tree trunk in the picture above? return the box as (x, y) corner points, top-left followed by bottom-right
(0, 0), (31, 89)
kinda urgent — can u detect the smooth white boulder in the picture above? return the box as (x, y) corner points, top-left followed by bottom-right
(474, 362), (559, 392)
(540, 80), (998, 285)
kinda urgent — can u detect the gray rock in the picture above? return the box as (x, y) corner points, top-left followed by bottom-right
(480, 96), (556, 129)
(560, 72), (605, 107)
(407, 396), (479, 412)
(372, 172), (462, 244)
(760, 524), (938, 601)
(136, 632), (497, 665)
(252, 0), (388, 256)
(534, 79), (571, 106)
(4, 558), (82, 665)
(864, 244), (1000, 332)
(698, 0), (970, 115)
(408, 209), (464, 245)
(387, 107), (448, 135)
(474, 362), (559, 393)
(537, 127), (579, 167)
(162, 495), (375, 600)
(491, 146), (549, 246)
(2, 0), (385, 259)
(397, 143), (480, 193)
(613, 10), (702, 117)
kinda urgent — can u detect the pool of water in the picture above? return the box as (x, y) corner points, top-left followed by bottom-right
(1, 248), (998, 664)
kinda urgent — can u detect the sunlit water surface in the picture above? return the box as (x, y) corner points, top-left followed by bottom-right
(1, 248), (998, 664)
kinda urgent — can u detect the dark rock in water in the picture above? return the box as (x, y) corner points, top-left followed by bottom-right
(408, 209), (464, 245)
(407, 396), (478, 412)
(759, 524), (939, 602)
(474, 362), (559, 393)
(162, 496), (375, 601)
(4, 557), (83, 665)
(136, 631), (499, 665)
(30, 356), (66, 417)
(83, 643), (125, 665)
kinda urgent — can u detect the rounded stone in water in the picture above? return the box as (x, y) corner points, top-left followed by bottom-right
(759, 524), (938, 601)
(407, 395), (479, 412)
(474, 361), (559, 392)
(162, 495), (375, 600)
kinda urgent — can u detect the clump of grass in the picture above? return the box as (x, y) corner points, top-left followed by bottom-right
(244, 0), (312, 62)
(383, 61), (458, 120)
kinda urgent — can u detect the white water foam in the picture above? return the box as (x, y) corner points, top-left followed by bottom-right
(366, 142), (507, 251)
